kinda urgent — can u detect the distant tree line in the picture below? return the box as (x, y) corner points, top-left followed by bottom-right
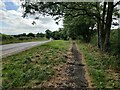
(0, 32), (45, 41)
(13, 33), (45, 38)
(13, 33), (45, 41)
(0, 30), (68, 41)
(45, 29), (68, 40)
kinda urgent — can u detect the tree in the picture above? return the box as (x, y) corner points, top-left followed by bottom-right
(22, 1), (120, 51)
(27, 33), (35, 37)
(103, 2), (114, 51)
(63, 15), (95, 42)
(45, 29), (52, 39)
(58, 28), (69, 40)
(51, 31), (60, 40)
(21, 33), (27, 37)
(36, 33), (45, 37)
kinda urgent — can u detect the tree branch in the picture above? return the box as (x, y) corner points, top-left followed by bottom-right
(60, 3), (104, 23)
(113, 1), (120, 8)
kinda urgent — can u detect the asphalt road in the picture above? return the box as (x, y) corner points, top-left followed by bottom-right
(0, 40), (52, 58)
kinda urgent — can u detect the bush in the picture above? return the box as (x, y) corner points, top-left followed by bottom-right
(0, 34), (15, 41)
(110, 29), (120, 55)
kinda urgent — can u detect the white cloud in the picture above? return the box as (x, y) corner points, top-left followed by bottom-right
(0, 8), (63, 35)
(0, 1), (63, 35)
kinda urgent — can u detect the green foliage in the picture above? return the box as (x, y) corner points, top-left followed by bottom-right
(22, 2), (97, 42)
(2, 40), (70, 89)
(27, 33), (35, 37)
(45, 28), (69, 40)
(110, 29), (120, 55)
(63, 16), (95, 42)
(51, 31), (61, 40)
(45, 29), (52, 39)
(0, 34), (15, 41)
(22, 1), (120, 52)
(90, 32), (98, 46)
(77, 41), (120, 88)
(91, 29), (120, 56)
(59, 28), (69, 40)
(36, 33), (45, 38)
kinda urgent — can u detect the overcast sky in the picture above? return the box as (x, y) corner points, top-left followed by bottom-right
(0, 0), (63, 35)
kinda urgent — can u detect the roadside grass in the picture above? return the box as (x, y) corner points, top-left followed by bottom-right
(0, 37), (48, 45)
(77, 40), (120, 88)
(2, 40), (70, 89)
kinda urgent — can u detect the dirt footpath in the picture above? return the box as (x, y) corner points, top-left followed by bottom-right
(35, 41), (90, 89)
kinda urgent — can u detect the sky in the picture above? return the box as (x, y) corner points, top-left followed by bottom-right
(0, 0), (119, 35)
(0, 0), (63, 35)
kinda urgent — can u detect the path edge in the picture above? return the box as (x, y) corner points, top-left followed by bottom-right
(75, 43), (93, 88)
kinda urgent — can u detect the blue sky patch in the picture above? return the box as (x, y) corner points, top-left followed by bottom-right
(4, 2), (19, 11)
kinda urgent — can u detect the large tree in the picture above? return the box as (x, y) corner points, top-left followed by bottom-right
(63, 15), (95, 42)
(22, 1), (120, 51)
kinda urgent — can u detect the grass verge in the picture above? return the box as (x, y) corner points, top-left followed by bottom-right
(2, 40), (70, 89)
(77, 41), (120, 88)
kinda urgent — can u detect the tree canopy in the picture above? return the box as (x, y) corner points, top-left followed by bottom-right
(22, 1), (120, 51)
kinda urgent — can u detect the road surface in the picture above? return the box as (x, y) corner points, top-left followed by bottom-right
(0, 40), (51, 58)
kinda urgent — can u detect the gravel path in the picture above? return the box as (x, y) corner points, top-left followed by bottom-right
(34, 41), (89, 89)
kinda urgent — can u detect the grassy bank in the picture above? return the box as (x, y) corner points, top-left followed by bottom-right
(2, 40), (70, 89)
(77, 41), (120, 88)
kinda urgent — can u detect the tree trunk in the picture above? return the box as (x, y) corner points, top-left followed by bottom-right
(96, 2), (107, 50)
(118, 29), (120, 54)
(97, 21), (101, 48)
(103, 2), (114, 52)
(101, 2), (107, 50)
